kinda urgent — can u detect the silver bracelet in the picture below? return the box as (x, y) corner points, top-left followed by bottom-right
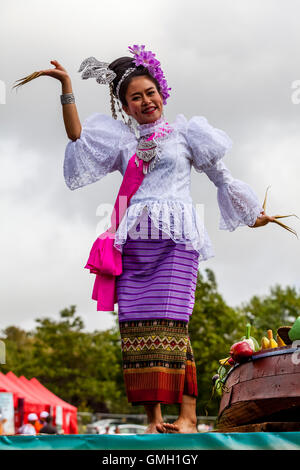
(60, 93), (75, 105)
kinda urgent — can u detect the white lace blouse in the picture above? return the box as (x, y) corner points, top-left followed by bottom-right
(64, 113), (263, 263)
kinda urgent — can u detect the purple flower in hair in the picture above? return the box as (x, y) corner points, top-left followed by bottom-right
(134, 51), (159, 70)
(128, 44), (171, 105)
(128, 44), (145, 55)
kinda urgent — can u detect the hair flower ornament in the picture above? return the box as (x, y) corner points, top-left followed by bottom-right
(128, 44), (171, 105)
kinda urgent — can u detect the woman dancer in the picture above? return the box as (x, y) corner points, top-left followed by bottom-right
(14, 45), (277, 434)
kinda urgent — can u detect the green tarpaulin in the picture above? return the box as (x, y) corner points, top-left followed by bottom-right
(0, 433), (299, 450)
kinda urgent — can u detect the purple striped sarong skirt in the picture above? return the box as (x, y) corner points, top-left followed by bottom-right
(115, 211), (199, 405)
(116, 211), (200, 323)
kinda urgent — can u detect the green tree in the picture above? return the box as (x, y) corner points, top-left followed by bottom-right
(237, 284), (300, 341)
(0, 326), (35, 375)
(29, 305), (129, 412)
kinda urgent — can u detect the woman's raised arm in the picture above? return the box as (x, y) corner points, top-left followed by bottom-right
(44, 60), (82, 141)
(60, 76), (82, 141)
(13, 60), (82, 141)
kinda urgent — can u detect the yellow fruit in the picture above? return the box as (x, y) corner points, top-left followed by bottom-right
(261, 336), (270, 349)
(276, 334), (286, 347)
(267, 329), (278, 348)
(219, 357), (231, 366)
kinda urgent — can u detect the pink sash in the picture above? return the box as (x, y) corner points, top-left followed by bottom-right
(84, 150), (148, 311)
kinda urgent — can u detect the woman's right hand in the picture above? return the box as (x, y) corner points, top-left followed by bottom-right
(40, 60), (70, 83)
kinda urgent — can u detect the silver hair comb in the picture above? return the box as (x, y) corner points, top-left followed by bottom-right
(78, 57), (116, 84)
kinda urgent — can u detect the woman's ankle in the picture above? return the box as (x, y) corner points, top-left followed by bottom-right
(144, 403), (163, 425)
(175, 415), (197, 426)
(147, 420), (164, 430)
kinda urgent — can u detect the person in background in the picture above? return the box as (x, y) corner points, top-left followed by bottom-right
(104, 425), (110, 434)
(33, 411), (49, 433)
(18, 413), (38, 435)
(39, 415), (58, 434)
(35, 411), (49, 433)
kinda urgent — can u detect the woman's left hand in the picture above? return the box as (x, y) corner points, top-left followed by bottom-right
(249, 186), (298, 236)
(249, 210), (276, 228)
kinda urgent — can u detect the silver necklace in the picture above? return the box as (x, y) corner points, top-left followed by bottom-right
(135, 135), (159, 175)
(135, 123), (174, 174)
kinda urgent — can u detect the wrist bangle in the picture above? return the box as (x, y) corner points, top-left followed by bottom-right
(60, 93), (75, 105)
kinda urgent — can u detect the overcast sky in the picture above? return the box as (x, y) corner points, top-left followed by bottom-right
(1, 0), (300, 334)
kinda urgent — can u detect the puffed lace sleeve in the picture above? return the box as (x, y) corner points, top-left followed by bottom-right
(186, 116), (233, 173)
(182, 115), (263, 230)
(63, 113), (127, 190)
(204, 160), (264, 230)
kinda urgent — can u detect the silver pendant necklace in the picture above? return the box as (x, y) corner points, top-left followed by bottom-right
(135, 135), (159, 175)
(134, 119), (174, 175)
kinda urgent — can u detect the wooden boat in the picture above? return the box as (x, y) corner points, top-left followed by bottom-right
(217, 345), (300, 432)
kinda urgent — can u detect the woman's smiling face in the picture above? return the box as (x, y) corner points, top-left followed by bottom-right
(122, 76), (163, 125)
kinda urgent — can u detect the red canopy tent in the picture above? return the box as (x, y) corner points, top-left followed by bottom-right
(6, 372), (50, 412)
(0, 372), (47, 431)
(0, 372), (77, 434)
(0, 372), (21, 408)
(28, 377), (77, 434)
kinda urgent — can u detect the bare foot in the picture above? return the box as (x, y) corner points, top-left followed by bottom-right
(161, 420), (198, 433)
(144, 423), (164, 434)
(155, 422), (166, 433)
